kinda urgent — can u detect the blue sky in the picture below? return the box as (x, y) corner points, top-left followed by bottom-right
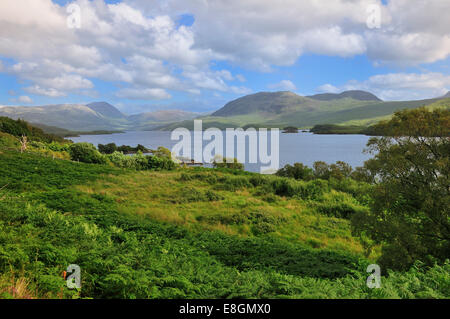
(1, 0), (449, 114)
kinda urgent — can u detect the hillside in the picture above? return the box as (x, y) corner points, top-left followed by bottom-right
(2, 91), (449, 133)
(158, 91), (447, 130)
(0, 103), (127, 131)
(0, 110), (448, 299)
(212, 91), (319, 117)
(1, 142), (448, 298)
(87, 102), (127, 119)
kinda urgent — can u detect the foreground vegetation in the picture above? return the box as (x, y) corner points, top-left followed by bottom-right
(0, 109), (448, 299)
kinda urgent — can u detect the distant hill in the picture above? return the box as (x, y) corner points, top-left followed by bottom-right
(441, 91), (450, 98)
(0, 103), (199, 132)
(307, 90), (382, 102)
(212, 91), (317, 117)
(87, 102), (127, 119)
(159, 90), (449, 130)
(0, 104), (122, 131)
(2, 90), (449, 132)
(129, 110), (200, 130)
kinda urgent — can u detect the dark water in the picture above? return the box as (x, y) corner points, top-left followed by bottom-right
(71, 131), (372, 173)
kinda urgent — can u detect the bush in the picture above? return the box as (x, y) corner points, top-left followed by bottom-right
(69, 143), (107, 164)
(147, 155), (177, 171)
(98, 143), (118, 154)
(276, 163), (314, 180)
(314, 193), (368, 219)
(270, 178), (327, 200)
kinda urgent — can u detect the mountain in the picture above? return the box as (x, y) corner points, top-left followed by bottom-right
(2, 89), (447, 133)
(87, 102), (127, 119)
(307, 90), (382, 102)
(0, 102), (200, 132)
(441, 91), (450, 98)
(0, 104), (124, 131)
(212, 91), (317, 117)
(129, 110), (199, 129)
(158, 90), (447, 130)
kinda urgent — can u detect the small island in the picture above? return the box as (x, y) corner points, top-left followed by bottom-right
(282, 126), (299, 133)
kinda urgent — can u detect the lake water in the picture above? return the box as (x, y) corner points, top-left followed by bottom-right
(71, 131), (372, 173)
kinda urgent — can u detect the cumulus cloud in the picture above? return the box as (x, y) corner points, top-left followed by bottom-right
(25, 86), (66, 98)
(9, 95), (33, 104)
(318, 73), (450, 101)
(116, 88), (171, 100)
(0, 0), (449, 105)
(268, 80), (297, 91)
(19, 96), (33, 103)
(316, 84), (340, 94)
(135, 0), (450, 68)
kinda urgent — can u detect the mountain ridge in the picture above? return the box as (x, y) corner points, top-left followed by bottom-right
(157, 90), (449, 130)
(0, 102), (199, 132)
(1, 90), (448, 132)
(87, 102), (127, 119)
(307, 90), (382, 102)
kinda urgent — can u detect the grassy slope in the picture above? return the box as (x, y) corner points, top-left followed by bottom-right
(0, 149), (448, 298)
(328, 98), (450, 128)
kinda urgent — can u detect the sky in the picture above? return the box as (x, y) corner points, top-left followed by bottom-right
(0, 0), (449, 114)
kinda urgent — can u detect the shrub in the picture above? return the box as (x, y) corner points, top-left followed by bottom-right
(313, 192), (368, 219)
(147, 155), (177, 171)
(98, 143), (118, 154)
(214, 175), (252, 191)
(276, 163), (314, 180)
(69, 143), (107, 164)
(251, 222), (275, 235)
(270, 178), (326, 200)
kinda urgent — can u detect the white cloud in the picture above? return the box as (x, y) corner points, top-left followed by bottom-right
(18, 96), (33, 103)
(319, 73), (450, 101)
(0, 0), (449, 105)
(132, 0), (450, 68)
(316, 84), (340, 94)
(25, 86), (65, 97)
(9, 95), (33, 104)
(116, 88), (171, 100)
(268, 80), (297, 91)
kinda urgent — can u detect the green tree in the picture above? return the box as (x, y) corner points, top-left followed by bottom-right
(351, 108), (450, 270)
(329, 161), (353, 180)
(313, 161), (330, 180)
(98, 143), (118, 154)
(276, 163), (314, 180)
(151, 146), (172, 159)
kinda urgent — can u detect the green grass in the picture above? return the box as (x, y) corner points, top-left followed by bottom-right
(0, 149), (448, 299)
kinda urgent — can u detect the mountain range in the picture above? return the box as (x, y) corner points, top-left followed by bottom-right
(1, 90), (449, 132)
(159, 90), (450, 130)
(0, 102), (199, 132)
